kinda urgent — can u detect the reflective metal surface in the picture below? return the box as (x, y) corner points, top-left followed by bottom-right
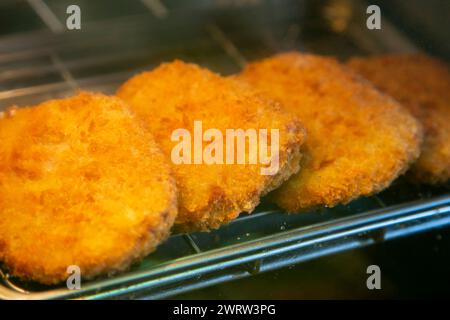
(0, 0), (449, 299)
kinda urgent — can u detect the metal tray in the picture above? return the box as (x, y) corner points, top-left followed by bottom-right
(0, 0), (449, 299)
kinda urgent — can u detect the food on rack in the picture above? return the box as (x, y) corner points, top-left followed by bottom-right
(347, 54), (450, 184)
(117, 60), (306, 232)
(236, 52), (423, 212)
(0, 92), (177, 285)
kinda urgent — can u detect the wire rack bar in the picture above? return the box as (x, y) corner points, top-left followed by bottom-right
(183, 235), (202, 254)
(140, 0), (169, 19)
(26, 0), (65, 34)
(25, 0), (80, 91)
(206, 23), (248, 68)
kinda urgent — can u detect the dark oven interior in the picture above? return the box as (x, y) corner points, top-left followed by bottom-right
(0, 0), (449, 299)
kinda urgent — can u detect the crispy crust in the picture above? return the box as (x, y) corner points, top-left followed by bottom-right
(0, 92), (177, 284)
(117, 61), (306, 231)
(348, 54), (450, 184)
(237, 52), (423, 212)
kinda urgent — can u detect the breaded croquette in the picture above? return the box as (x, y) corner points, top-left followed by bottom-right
(237, 52), (423, 212)
(348, 54), (450, 184)
(117, 61), (306, 231)
(0, 92), (177, 284)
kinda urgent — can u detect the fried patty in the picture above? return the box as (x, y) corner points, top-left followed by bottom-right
(117, 60), (306, 231)
(348, 54), (450, 184)
(0, 92), (177, 284)
(237, 52), (423, 212)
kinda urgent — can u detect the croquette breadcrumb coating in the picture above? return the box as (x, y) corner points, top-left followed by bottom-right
(117, 61), (306, 231)
(237, 52), (423, 212)
(0, 92), (177, 284)
(348, 54), (450, 184)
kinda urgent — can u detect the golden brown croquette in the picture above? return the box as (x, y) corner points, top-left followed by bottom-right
(117, 61), (306, 231)
(348, 54), (450, 184)
(237, 52), (423, 212)
(0, 92), (177, 284)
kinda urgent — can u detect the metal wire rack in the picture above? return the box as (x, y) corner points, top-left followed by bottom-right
(0, 0), (449, 299)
